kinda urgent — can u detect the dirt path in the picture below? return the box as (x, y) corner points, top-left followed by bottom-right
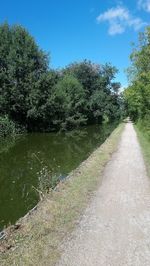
(57, 122), (150, 266)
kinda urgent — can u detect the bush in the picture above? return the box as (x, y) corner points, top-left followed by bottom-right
(137, 114), (150, 141)
(38, 166), (59, 194)
(0, 115), (23, 137)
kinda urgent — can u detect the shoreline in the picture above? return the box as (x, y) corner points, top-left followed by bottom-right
(0, 123), (124, 265)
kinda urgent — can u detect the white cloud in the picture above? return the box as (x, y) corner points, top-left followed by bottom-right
(138, 0), (150, 12)
(97, 6), (146, 35)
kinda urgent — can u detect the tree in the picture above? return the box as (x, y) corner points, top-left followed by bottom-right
(0, 22), (48, 126)
(0, 22), (122, 135)
(26, 70), (59, 131)
(124, 27), (150, 122)
(51, 75), (87, 130)
(63, 60), (120, 123)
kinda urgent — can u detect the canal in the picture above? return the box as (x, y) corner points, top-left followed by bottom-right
(0, 122), (117, 230)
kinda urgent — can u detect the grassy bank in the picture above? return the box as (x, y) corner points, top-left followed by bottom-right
(135, 123), (150, 177)
(0, 123), (124, 266)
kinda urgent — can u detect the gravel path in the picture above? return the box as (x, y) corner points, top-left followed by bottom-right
(57, 122), (150, 266)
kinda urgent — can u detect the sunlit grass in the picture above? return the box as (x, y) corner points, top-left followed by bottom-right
(135, 124), (150, 177)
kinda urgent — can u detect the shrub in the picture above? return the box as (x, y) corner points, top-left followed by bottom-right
(137, 114), (150, 141)
(0, 115), (25, 137)
(37, 166), (60, 197)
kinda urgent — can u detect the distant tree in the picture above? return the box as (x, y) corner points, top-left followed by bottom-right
(63, 60), (120, 123)
(64, 60), (101, 96)
(51, 75), (87, 130)
(124, 27), (150, 122)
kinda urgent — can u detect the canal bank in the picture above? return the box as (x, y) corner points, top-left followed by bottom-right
(0, 122), (118, 230)
(0, 123), (124, 265)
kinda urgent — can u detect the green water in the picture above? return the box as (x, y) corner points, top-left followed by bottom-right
(0, 123), (117, 230)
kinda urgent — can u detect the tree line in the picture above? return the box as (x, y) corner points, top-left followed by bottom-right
(0, 23), (122, 136)
(124, 27), (150, 135)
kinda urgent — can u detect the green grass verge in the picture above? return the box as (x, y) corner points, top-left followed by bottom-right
(135, 125), (150, 177)
(0, 123), (124, 266)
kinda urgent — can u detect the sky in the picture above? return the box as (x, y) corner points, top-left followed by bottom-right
(0, 0), (150, 87)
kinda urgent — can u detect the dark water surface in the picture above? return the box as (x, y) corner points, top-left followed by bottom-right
(0, 123), (117, 230)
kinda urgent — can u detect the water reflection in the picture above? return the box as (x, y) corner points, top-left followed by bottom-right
(0, 122), (117, 230)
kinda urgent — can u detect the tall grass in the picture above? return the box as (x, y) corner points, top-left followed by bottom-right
(135, 117), (150, 176)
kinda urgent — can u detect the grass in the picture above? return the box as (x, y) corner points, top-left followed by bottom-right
(0, 123), (124, 266)
(135, 124), (150, 177)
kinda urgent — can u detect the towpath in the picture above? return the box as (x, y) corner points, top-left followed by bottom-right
(57, 122), (150, 266)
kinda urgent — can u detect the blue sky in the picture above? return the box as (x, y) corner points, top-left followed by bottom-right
(0, 0), (150, 87)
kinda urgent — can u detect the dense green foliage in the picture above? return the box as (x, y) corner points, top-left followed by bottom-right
(0, 115), (19, 137)
(0, 22), (49, 133)
(0, 23), (121, 135)
(124, 27), (150, 136)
